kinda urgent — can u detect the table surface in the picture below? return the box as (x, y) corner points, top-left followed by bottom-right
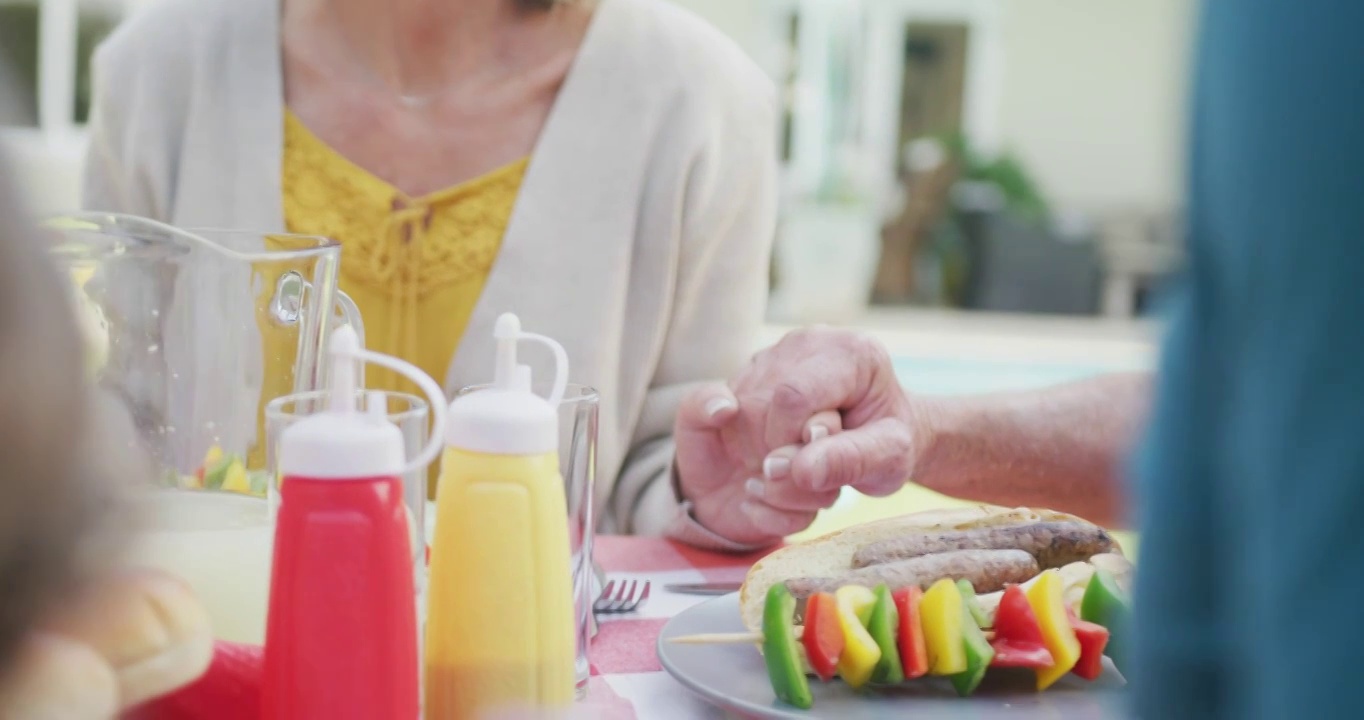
(580, 535), (767, 719)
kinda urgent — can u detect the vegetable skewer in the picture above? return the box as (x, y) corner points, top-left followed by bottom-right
(671, 568), (1131, 711)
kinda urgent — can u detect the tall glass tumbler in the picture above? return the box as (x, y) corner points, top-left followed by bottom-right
(265, 390), (432, 592)
(453, 383), (598, 695)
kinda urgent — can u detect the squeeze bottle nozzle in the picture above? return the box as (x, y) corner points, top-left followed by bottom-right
(442, 313), (570, 455)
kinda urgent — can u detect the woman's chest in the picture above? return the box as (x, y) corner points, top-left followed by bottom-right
(284, 87), (554, 199)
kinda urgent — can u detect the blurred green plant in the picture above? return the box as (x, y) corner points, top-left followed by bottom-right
(939, 132), (1050, 223)
(905, 133), (1051, 307)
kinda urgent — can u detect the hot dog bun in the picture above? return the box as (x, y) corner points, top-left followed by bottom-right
(739, 505), (1131, 633)
(45, 568), (214, 709)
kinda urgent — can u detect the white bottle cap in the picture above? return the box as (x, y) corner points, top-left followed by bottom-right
(280, 325), (449, 479)
(279, 326), (403, 478)
(445, 313), (569, 456)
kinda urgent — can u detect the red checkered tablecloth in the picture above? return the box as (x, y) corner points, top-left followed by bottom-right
(576, 536), (771, 719)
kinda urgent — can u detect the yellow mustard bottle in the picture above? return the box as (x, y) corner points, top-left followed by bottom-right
(425, 313), (576, 720)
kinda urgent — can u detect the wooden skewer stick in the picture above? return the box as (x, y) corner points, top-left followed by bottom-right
(668, 632), (767, 645)
(669, 629), (995, 645)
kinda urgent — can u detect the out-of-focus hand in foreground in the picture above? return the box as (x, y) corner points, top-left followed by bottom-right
(0, 144), (213, 717)
(1, 570), (215, 720)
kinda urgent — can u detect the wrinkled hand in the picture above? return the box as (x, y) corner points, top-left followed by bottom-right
(675, 327), (924, 544)
(673, 384), (808, 547)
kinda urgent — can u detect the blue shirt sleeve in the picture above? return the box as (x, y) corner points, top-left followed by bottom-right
(1132, 2), (1364, 718)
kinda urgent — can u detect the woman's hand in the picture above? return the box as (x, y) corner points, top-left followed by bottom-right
(674, 328), (924, 544)
(673, 383), (839, 547)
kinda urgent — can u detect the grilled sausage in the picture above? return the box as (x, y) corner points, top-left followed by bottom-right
(785, 549), (1040, 599)
(850, 522), (1116, 570)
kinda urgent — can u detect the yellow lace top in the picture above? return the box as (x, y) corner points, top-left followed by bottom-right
(264, 111), (526, 491)
(281, 110), (527, 400)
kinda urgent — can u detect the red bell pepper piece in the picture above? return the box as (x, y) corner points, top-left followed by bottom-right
(1069, 615), (1110, 681)
(989, 585), (1053, 669)
(801, 592), (844, 681)
(994, 585), (1046, 645)
(892, 587), (929, 679)
(990, 642), (1054, 669)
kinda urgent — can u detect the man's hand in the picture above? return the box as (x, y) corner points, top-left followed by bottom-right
(674, 328), (924, 544)
(730, 328), (922, 498)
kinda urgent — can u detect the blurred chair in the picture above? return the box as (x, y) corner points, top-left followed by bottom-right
(959, 210), (1102, 316)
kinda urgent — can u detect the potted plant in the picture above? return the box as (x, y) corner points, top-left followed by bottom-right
(927, 134), (1101, 315)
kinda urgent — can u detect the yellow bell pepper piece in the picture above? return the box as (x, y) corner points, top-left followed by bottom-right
(221, 459), (251, 494)
(834, 586), (880, 688)
(1025, 569), (1082, 690)
(920, 578), (967, 675)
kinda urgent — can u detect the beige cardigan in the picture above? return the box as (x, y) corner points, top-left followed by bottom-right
(82, 0), (777, 543)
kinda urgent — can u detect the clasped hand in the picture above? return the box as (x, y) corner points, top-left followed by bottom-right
(673, 328), (924, 547)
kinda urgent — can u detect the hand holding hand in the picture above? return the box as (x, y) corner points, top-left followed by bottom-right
(733, 327), (920, 499)
(674, 327), (926, 544)
(672, 383), (843, 546)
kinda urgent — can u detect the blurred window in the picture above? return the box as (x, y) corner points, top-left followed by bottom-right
(0, 0), (122, 132)
(0, 1), (40, 127)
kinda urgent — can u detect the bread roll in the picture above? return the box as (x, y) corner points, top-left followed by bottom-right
(44, 569), (214, 710)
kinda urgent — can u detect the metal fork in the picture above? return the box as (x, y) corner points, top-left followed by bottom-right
(593, 579), (651, 615)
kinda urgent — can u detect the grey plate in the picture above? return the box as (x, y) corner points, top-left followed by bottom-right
(657, 593), (1129, 719)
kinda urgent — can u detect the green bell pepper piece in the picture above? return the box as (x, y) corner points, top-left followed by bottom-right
(956, 579), (990, 629)
(762, 584), (813, 709)
(202, 455), (235, 490)
(950, 596), (996, 697)
(867, 584), (905, 684)
(1080, 568), (1131, 670)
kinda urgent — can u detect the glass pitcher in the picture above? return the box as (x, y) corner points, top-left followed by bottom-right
(44, 213), (359, 643)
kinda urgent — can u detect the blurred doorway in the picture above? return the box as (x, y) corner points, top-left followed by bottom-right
(896, 22), (969, 178)
(874, 21), (971, 304)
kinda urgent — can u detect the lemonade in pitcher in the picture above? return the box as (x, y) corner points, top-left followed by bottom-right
(127, 490), (275, 644)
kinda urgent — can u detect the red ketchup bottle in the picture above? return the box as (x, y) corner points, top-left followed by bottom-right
(263, 325), (447, 720)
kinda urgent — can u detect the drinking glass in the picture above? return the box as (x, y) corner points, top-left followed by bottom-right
(453, 383), (598, 695)
(265, 390), (432, 592)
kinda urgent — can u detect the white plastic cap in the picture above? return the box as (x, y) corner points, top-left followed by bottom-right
(279, 325), (405, 478)
(445, 313), (568, 455)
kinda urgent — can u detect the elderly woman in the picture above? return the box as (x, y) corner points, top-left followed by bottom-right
(82, 0), (776, 540)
